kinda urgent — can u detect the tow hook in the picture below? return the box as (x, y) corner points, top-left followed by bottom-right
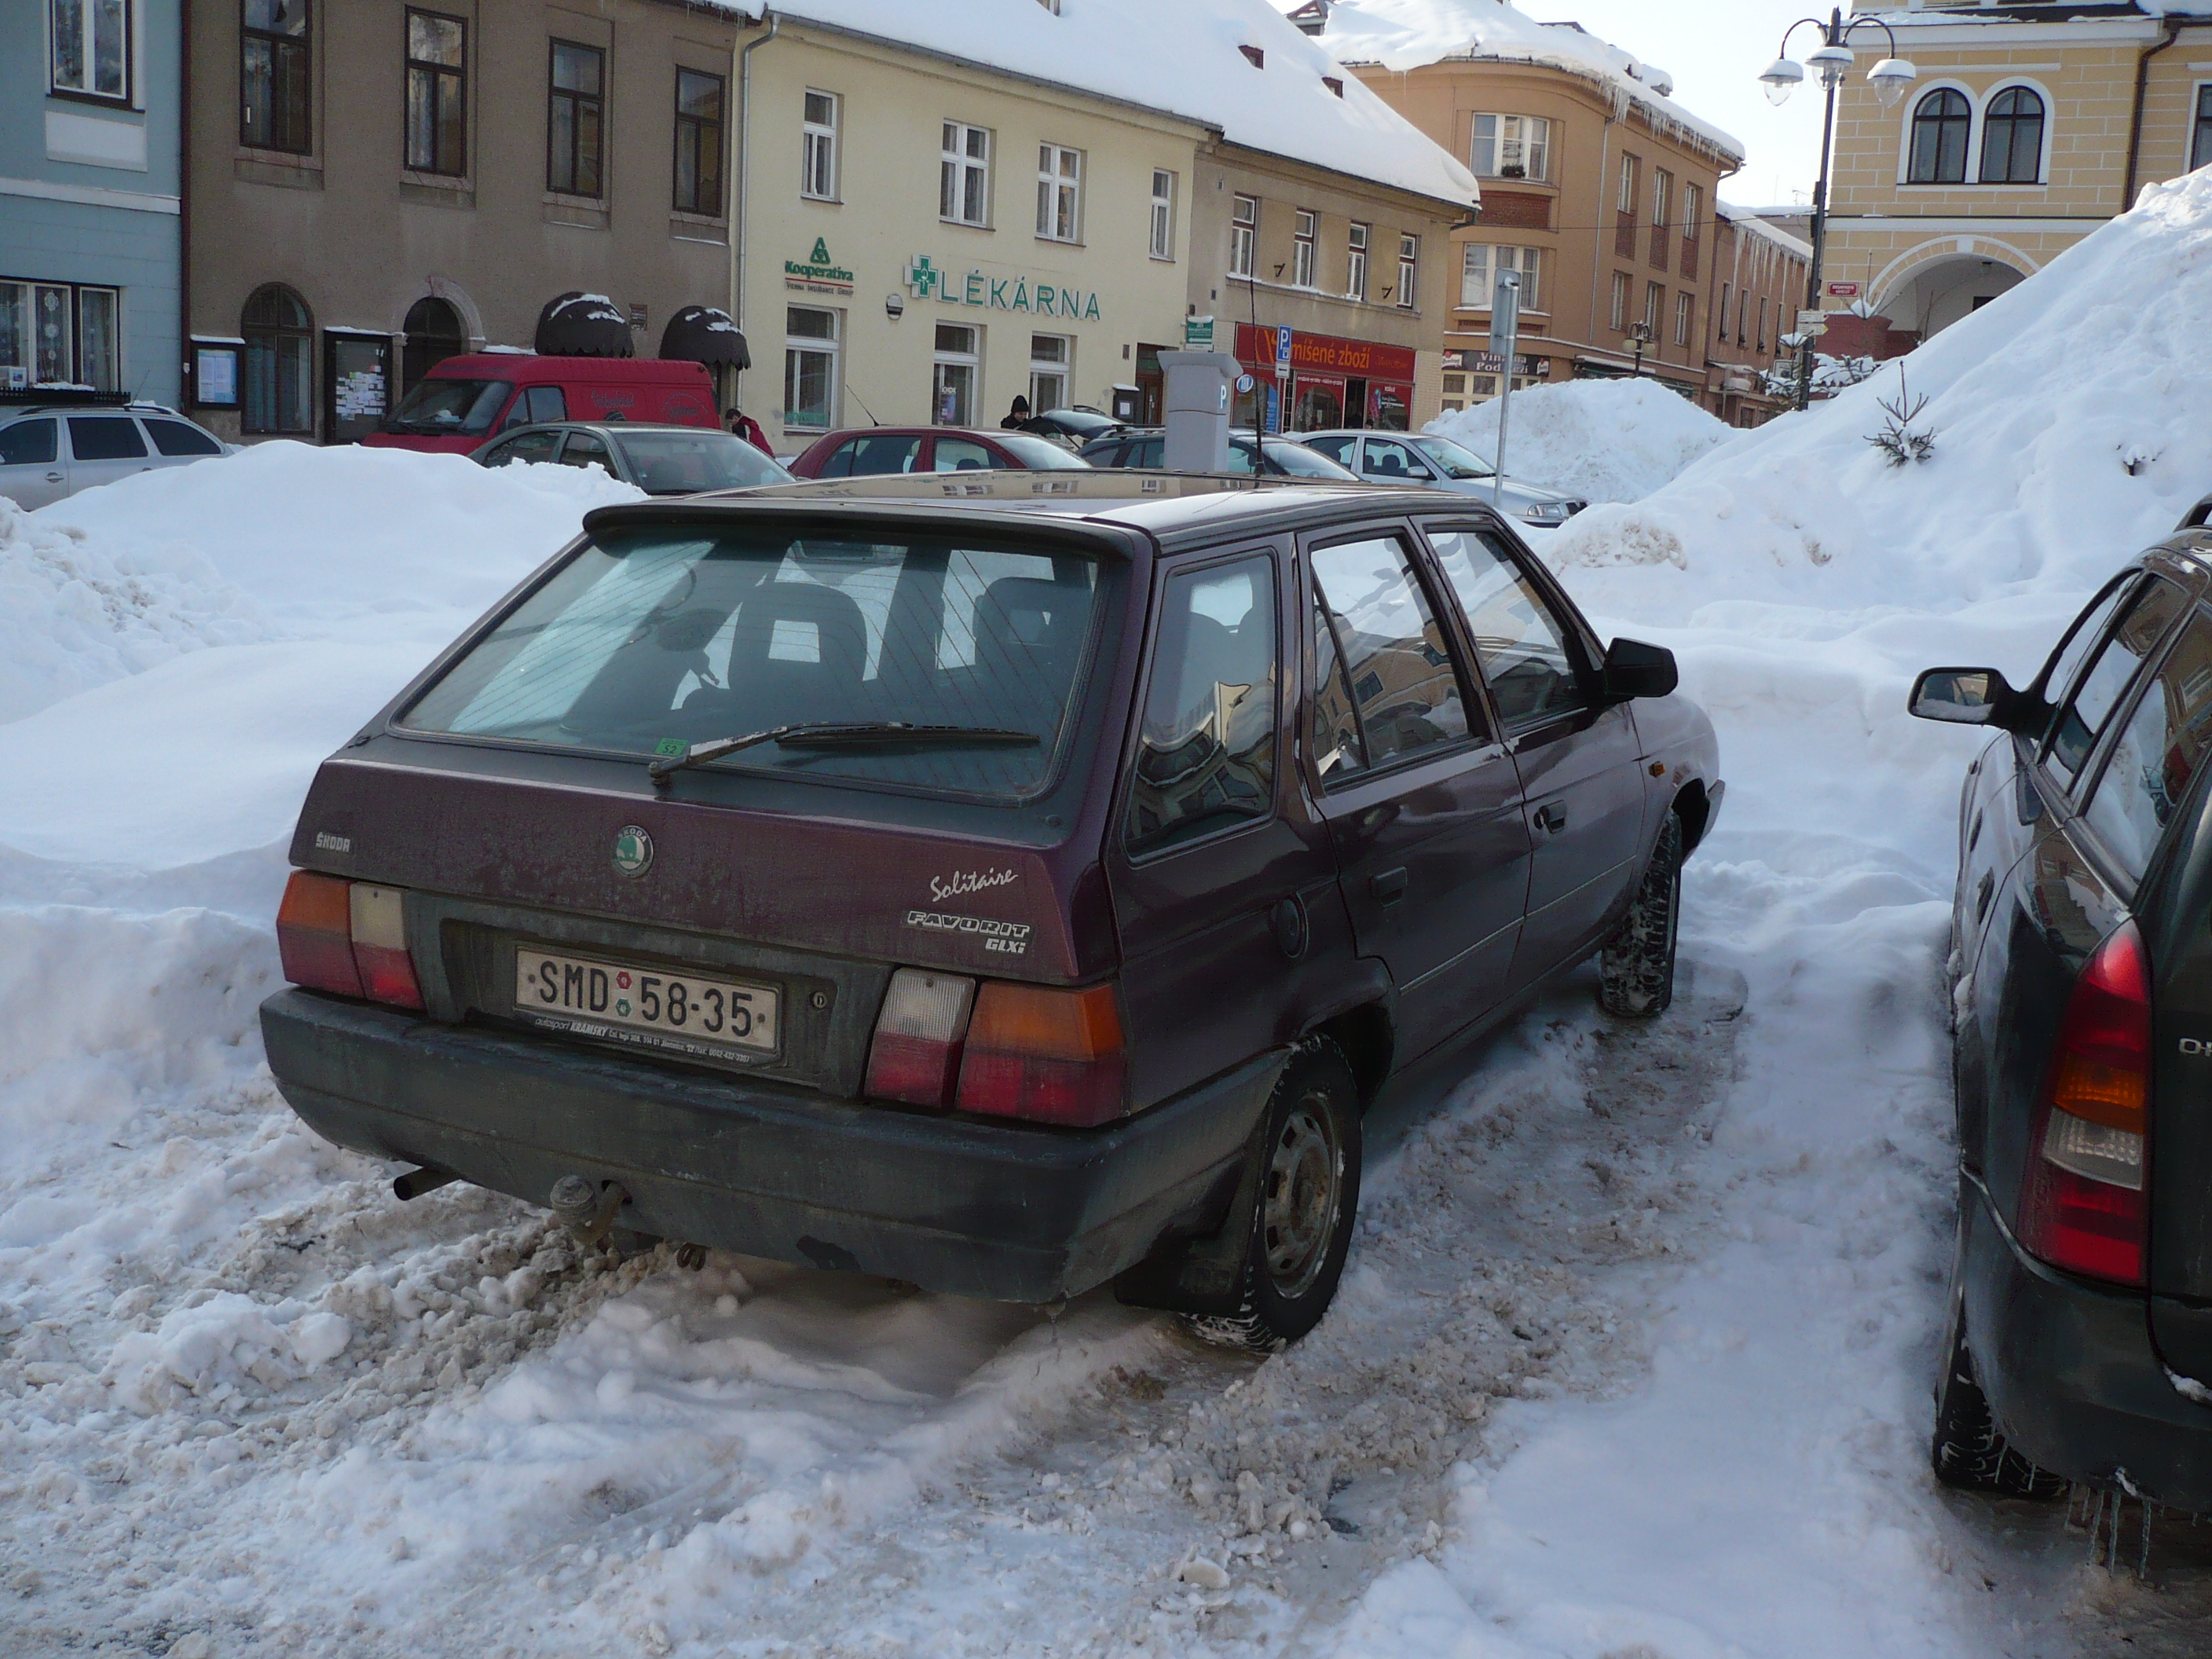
(549, 1174), (629, 1246)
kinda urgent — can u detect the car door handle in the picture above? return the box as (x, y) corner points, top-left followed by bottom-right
(1372, 867), (1408, 906)
(44, 471), (64, 482)
(1534, 802), (1569, 834)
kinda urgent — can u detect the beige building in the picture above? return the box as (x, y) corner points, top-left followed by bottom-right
(1708, 205), (1811, 426)
(1298, 5), (1748, 414)
(1823, 1), (2212, 351)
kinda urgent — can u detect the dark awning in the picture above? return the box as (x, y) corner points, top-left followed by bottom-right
(534, 292), (632, 358)
(659, 305), (750, 371)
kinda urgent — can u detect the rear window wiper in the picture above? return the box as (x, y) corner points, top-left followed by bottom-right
(647, 721), (1038, 788)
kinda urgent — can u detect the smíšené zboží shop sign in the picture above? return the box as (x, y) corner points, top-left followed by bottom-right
(903, 255), (1102, 322)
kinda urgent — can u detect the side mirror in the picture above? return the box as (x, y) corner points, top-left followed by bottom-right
(1909, 666), (2019, 726)
(1602, 637), (1679, 701)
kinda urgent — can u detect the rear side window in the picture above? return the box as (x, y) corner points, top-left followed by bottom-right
(144, 418), (224, 456)
(1125, 555), (1278, 856)
(2047, 578), (2188, 781)
(0, 419), (57, 465)
(400, 529), (1106, 800)
(822, 434), (922, 477)
(68, 416), (148, 460)
(488, 430), (562, 467)
(1307, 534), (1470, 784)
(560, 431), (613, 472)
(935, 438), (996, 473)
(2081, 605), (2212, 881)
(1426, 527), (1587, 731)
(524, 386), (568, 423)
(1302, 434), (1353, 463)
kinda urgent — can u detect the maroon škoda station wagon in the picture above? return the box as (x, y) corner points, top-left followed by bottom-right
(260, 472), (1722, 1347)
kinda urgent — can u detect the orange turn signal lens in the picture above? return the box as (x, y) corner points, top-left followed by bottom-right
(956, 983), (1126, 1126)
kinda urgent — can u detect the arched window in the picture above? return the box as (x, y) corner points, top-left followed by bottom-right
(402, 295), (467, 390)
(1908, 88), (1971, 185)
(1980, 86), (2045, 184)
(241, 283), (313, 434)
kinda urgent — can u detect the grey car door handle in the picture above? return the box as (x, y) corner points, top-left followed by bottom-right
(1372, 867), (1408, 906)
(44, 471), (64, 482)
(1535, 802), (1569, 834)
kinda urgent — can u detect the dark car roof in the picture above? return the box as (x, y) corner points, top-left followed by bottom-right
(581, 471), (1494, 551)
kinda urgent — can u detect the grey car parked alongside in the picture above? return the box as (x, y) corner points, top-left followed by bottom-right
(1298, 430), (1586, 529)
(0, 398), (232, 509)
(473, 423), (794, 495)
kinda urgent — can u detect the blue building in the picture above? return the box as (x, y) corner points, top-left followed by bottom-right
(1, 0), (182, 403)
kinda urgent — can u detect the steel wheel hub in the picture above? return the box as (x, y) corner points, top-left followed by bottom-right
(1262, 1096), (1340, 1299)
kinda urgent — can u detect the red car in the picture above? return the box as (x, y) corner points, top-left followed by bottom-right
(365, 356), (720, 456)
(787, 425), (1091, 478)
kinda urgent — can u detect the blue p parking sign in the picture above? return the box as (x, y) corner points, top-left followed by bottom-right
(1275, 326), (1292, 368)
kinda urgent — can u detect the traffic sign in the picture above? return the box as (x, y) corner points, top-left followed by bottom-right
(1796, 309), (1828, 335)
(1826, 280), (1860, 298)
(1275, 325), (1293, 368)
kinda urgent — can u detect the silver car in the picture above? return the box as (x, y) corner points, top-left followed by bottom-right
(1298, 430), (1586, 527)
(0, 399), (233, 509)
(471, 422), (793, 494)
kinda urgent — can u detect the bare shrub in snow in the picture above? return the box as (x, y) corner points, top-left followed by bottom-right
(1867, 369), (1938, 467)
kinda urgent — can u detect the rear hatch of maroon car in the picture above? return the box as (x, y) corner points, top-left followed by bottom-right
(275, 500), (1148, 1125)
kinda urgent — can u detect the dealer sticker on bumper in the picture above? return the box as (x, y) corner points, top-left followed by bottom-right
(515, 948), (778, 1057)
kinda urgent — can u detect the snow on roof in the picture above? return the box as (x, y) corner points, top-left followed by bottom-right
(1281, 0), (1745, 167)
(748, 0), (1479, 208)
(1716, 203), (1813, 260)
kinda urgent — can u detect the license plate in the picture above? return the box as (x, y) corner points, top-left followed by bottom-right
(515, 948), (779, 1057)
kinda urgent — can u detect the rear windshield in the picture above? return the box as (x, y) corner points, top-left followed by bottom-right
(614, 430), (788, 493)
(994, 432), (1093, 471)
(385, 378), (512, 435)
(400, 527), (1107, 799)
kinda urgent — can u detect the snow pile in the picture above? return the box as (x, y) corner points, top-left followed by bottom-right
(1430, 376), (1734, 505)
(1288, 0), (1741, 161)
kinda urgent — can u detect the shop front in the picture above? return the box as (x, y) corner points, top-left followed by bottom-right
(1232, 323), (1415, 433)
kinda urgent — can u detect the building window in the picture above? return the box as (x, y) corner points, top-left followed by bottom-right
(1396, 233), (1418, 309)
(405, 11), (467, 176)
(1229, 194), (1257, 276)
(932, 321), (980, 425)
(1030, 332), (1071, 412)
(1293, 210), (1317, 287)
(1460, 244), (1542, 311)
(242, 283), (314, 435)
(1682, 183), (1702, 241)
(784, 306), (837, 431)
(1980, 86), (2045, 184)
(1617, 155), (1639, 214)
(1644, 281), (1664, 335)
(1716, 281), (1731, 342)
(1652, 169), (1671, 230)
(1757, 295), (1768, 353)
(941, 122), (991, 225)
(240, 0), (310, 153)
(1149, 170), (1176, 260)
(1673, 290), (1693, 347)
(2195, 86), (2212, 171)
(1347, 223), (1369, 301)
(802, 89), (837, 200)
(1908, 87), (1970, 185)
(548, 41), (604, 197)
(1036, 143), (1082, 242)
(1609, 270), (1629, 331)
(1470, 113), (1549, 182)
(51, 0), (130, 101)
(0, 279), (121, 391)
(673, 68), (723, 214)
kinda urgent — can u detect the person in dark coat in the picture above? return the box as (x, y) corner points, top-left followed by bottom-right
(1001, 395), (1031, 430)
(727, 405), (772, 456)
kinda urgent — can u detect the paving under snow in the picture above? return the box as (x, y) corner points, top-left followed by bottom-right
(15, 174), (2212, 1657)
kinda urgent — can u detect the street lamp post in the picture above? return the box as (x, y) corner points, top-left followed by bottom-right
(1759, 9), (1916, 412)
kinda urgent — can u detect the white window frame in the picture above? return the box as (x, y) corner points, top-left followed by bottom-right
(1975, 79), (2054, 187)
(1643, 280), (1664, 334)
(1028, 331), (1071, 412)
(1609, 270), (1630, 332)
(941, 120), (991, 227)
(2193, 82), (2212, 172)
(1681, 182), (1703, 244)
(801, 88), (838, 201)
(1652, 169), (1671, 233)
(932, 321), (980, 426)
(1346, 222), (1369, 302)
(1895, 79), (1977, 186)
(1617, 154), (1638, 214)
(782, 305), (839, 434)
(1292, 209), (1317, 288)
(1149, 169), (1176, 261)
(1673, 289), (1693, 347)
(1396, 233), (1417, 309)
(1459, 244), (1542, 312)
(1036, 141), (1083, 243)
(1229, 194), (1257, 277)
(1470, 113), (1548, 182)
(50, 0), (133, 101)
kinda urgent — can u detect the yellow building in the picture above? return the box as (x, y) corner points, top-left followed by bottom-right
(1824, 2), (2212, 347)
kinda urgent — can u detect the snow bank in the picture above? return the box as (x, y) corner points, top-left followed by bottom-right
(1430, 376), (1733, 505)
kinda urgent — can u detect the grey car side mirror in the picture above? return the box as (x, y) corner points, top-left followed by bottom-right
(1602, 637), (1679, 701)
(1909, 666), (2024, 727)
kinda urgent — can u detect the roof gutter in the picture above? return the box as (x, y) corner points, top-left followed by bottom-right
(2123, 16), (2184, 214)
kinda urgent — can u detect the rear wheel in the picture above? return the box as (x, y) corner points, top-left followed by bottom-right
(1932, 1269), (2069, 1499)
(1185, 1040), (1363, 1353)
(1599, 812), (1683, 1018)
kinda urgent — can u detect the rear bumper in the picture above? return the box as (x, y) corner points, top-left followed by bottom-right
(1965, 1177), (2212, 1510)
(260, 990), (1281, 1304)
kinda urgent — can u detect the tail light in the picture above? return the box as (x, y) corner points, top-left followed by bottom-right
(276, 870), (424, 1011)
(956, 982), (1126, 1127)
(864, 969), (975, 1108)
(2018, 921), (2150, 1286)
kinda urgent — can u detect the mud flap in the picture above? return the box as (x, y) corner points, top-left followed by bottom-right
(1110, 1100), (1273, 1318)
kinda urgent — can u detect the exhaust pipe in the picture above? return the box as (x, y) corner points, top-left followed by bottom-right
(393, 1166), (459, 1201)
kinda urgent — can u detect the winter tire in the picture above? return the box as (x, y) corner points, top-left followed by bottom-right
(1599, 811), (1683, 1018)
(1931, 1269), (2068, 1499)
(1185, 1038), (1363, 1353)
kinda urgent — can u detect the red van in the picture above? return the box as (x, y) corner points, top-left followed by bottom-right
(364, 355), (719, 455)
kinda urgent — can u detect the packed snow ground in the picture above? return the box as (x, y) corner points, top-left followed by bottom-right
(1427, 376), (1732, 507)
(14, 175), (2212, 1657)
